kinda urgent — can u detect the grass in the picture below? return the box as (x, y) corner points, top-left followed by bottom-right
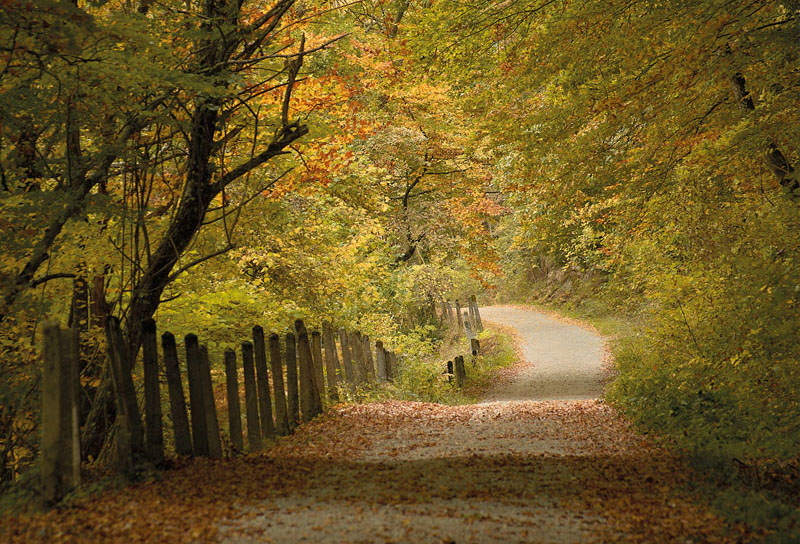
(339, 327), (518, 406)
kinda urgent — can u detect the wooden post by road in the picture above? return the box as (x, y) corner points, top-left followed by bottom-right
(161, 332), (192, 456)
(322, 322), (340, 401)
(455, 300), (464, 332)
(295, 320), (322, 422)
(185, 334), (209, 457)
(285, 332), (299, 429)
(269, 333), (290, 436)
(454, 355), (466, 388)
(106, 317), (144, 470)
(241, 341), (262, 451)
(464, 313), (475, 341)
(141, 319), (164, 464)
(375, 341), (387, 382)
(224, 349), (244, 452)
(467, 300), (476, 330)
(470, 295), (483, 332)
(41, 323), (81, 503)
(385, 351), (395, 381)
(252, 326), (275, 441)
(198, 346), (222, 459)
(362, 335), (375, 383)
(471, 338), (481, 356)
(349, 331), (364, 384)
(338, 328), (354, 384)
(311, 331), (326, 403)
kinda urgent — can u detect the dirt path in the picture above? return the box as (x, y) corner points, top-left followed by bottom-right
(480, 305), (606, 402)
(5, 306), (731, 543)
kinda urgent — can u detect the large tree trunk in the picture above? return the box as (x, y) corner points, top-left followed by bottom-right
(123, 0), (306, 361)
(124, 101), (220, 362)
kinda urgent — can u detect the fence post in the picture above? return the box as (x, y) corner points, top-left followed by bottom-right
(311, 331), (326, 403)
(252, 326), (275, 441)
(446, 360), (454, 383)
(349, 331), (364, 384)
(161, 332), (192, 456)
(185, 334), (209, 457)
(41, 323), (81, 503)
(65, 328), (80, 486)
(241, 341), (262, 451)
(285, 332), (299, 430)
(455, 355), (466, 388)
(385, 351), (394, 382)
(455, 300), (464, 332)
(338, 328), (354, 384)
(295, 320), (322, 422)
(224, 349), (244, 452)
(471, 338), (481, 356)
(375, 341), (387, 382)
(470, 295), (483, 332)
(269, 333), (290, 436)
(467, 300), (475, 329)
(141, 319), (164, 464)
(464, 313), (474, 341)
(322, 322), (340, 401)
(198, 346), (222, 459)
(106, 317), (144, 467)
(362, 335), (375, 383)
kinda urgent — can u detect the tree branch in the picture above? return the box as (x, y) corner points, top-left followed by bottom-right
(166, 244), (235, 283)
(281, 33), (305, 127)
(730, 72), (799, 198)
(211, 125), (308, 192)
(29, 273), (77, 288)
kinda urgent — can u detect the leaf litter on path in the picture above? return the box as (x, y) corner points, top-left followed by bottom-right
(3, 306), (748, 542)
(3, 400), (739, 543)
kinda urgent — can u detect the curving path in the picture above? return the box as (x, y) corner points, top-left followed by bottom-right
(480, 305), (606, 402)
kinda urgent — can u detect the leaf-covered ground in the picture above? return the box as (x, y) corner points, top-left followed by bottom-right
(2, 307), (753, 542)
(2, 399), (748, 543)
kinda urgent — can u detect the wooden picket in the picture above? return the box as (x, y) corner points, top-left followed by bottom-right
(39, 294), (485, 500)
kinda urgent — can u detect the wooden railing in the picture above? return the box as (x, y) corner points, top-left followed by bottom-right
(39, 295), (484, 503)
(38, 316), (400, 502)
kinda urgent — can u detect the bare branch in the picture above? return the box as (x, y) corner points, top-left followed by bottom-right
(211, 124), (308, 192)
(281, 33), (305, 127)
(204, 168), (294, 223)
(166, 244), (235, 283)
(29, 273), (76, 288)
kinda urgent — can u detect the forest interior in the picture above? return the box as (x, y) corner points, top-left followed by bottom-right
(1, 0), (799, 542)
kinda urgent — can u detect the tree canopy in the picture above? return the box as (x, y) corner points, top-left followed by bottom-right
(1, 0), (799, 519)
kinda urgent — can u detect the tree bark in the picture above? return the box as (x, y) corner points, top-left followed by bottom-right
(730, 72), (799, 198)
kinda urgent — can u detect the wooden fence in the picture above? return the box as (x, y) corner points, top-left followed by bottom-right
(439, 296), (484, 386)
(39, 296), (483, 502)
